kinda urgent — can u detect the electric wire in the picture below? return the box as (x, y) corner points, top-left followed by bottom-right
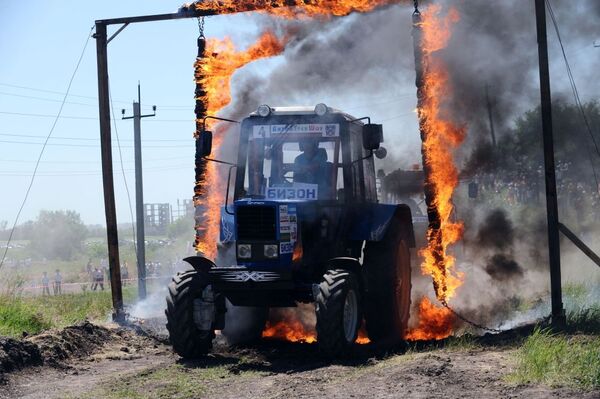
(0, 27), (94, 270)
(546, 0), (600, 197)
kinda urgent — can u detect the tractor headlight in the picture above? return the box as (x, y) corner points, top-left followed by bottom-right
(264, 244), (278, 259)
(237, 244), (251, 259)
(257, 104), (272, 117)
(314, 103), (329, 116)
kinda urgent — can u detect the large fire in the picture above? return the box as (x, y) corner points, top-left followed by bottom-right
(192, 1), (467, 343)
(262, 308), (371, 344)
(194, 31), (288, 257)
(262, 319), (317, 343)
(406, 4), (466, 341)
(193, 0), (406, 18)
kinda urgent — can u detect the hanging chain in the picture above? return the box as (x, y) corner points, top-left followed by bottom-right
(439, 298), (551, 334)
(197, 16), (205, 38)
(413, 0), (420, 14)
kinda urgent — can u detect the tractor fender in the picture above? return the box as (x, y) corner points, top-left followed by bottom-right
(183, 256), (216, 273)
(328, 257), (361, 273)
(349, 204), (416, 247)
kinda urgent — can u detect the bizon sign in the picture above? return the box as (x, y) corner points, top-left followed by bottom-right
(266, 184), (318, 201)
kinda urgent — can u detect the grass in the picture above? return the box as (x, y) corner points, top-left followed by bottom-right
(0, 287), (136, 337)
(508, 328), (600, 389)
(79, 363), (253, 399)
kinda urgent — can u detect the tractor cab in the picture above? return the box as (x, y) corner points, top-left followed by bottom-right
(234, 104), (385, 204)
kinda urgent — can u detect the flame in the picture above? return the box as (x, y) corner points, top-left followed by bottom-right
(194, 31), (288, 257)
(193, 0), (408, 18)
(262, 319), (317, 343)
(405, 297), (454, 341)
(356, 326), (371, 344)
(261, 307), (370, 344)
(409, 4), (466, 340)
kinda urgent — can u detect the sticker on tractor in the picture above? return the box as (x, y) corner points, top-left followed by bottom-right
(252, 124), (339, 138)
(267, 184), (318, 201)
(280, 242), (294, 254)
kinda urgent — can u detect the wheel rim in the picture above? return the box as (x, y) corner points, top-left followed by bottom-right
(343, 289), (358, 342)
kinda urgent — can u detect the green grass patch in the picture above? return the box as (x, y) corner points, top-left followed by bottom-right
(0, 287), (136, 337)
(80, 363), (242, 399)
(508, 328), (600, 389)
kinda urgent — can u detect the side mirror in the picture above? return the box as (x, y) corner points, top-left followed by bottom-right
(196, 131), (213, 157)
(374, 146), (387, 159)
(362, 124), (383, 150)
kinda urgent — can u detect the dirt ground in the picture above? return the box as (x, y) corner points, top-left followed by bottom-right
(0, 320), (597, 399)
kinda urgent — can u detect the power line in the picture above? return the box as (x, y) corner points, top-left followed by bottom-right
(546, 0), (600, 196)
(0, 155), (188, 164)
(0, 110), (196, 122)
(0, 27), (94, 270)
(0, 132), (194, 143)
(0, 139), (192, 148)
(0, 82), (191, 109)
(0, 110), (97, 120)
(0, 91), (96, 107)
(0, 164), (191, 177)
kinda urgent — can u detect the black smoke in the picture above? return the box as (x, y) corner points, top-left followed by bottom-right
(476, 209), (514, 252)
(485, 254), (524, 282)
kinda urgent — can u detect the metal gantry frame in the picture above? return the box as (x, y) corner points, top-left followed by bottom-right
(94, 3), (595, 326)
(94, 8), (216, 320)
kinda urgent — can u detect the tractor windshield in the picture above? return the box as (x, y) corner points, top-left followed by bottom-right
(244, 128), (342, 201)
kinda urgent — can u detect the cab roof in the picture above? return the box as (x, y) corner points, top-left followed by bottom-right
(248, 105), (361, 123)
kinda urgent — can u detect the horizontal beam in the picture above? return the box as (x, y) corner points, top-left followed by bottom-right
(96, 8), (217, 26)
(558, 222), (600, 268)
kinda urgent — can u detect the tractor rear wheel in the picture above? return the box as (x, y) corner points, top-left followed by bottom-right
(315, 269), (362, 357)
(364, 231), (412, 345)
(165, 270), (214, 358)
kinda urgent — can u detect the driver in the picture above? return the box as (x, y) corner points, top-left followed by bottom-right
(293, 138), (327, 184)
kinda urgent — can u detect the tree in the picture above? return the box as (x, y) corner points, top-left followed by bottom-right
(28, 210), (88, 260)
(464, 100), (600, 181)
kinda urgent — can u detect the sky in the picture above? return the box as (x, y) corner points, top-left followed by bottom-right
(0, 1), (598, 229)
(0, 1), (262, 227)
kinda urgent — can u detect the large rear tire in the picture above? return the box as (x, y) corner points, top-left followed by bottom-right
(165, 270), (214, 358)
(316, 269), (362, 357)
(364, 225), (412, 344)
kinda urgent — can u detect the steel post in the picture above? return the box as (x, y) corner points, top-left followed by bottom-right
(534, 0), (565, 326)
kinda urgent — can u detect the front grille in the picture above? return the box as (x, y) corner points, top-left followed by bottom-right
(236, 205), (277, 241)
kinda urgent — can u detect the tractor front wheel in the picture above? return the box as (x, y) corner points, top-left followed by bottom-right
(315, 269), (362, 357)
(165, 270), (215, 358)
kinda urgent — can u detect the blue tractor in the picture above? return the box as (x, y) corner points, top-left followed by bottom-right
(166, 104), (415, 357)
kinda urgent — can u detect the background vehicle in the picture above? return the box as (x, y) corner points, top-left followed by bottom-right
(166, 104), (415, 357)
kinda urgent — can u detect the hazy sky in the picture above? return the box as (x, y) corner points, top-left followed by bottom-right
(0, 1), (598, 228)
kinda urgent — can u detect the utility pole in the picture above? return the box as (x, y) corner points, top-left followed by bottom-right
(122, 83), (156, 300)
(485, 85), (497, 147)
(94, 23), (124, 321)
(534, 0), (565, 326)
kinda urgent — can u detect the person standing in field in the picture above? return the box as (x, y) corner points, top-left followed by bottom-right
(91, 267), (104, 291)
(121, 262), (129, 286)
(86, 258), (93, 276)
(53, 269), (62, 295)
(41, 272), (50, 296)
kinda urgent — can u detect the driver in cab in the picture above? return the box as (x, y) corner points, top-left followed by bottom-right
(293, 138), (327, 184)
